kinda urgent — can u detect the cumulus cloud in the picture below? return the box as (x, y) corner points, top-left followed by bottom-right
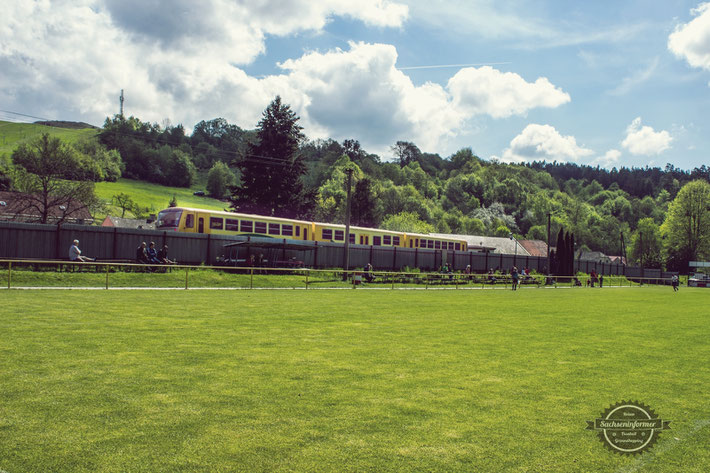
(621, 117), (673, 155)
(668, 3), (710, 71)
(0, 1), (571, 156)
(590, 149), (622, 168)
(448, 67), (570, 118)
(499, 124), (593, 163)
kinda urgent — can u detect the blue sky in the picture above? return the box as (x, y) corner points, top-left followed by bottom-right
(2, 1), (710, 170)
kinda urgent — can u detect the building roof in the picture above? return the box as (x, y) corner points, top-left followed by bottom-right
(577, 250), (612, 263)
(102, 215), (156, 230)
(0, 191), (93, 224)
(519, 240), (549, 257)
(429, 233), (531, 255)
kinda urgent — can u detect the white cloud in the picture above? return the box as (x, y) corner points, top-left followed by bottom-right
(668, 3), (710, 71)
(0, 1), (408, 127)
(621, 117), (673, 155)
(0, 1), (571, 157)
(448, 66), (570, 118)
(590, 149), (622, 168)
(499, 124), (594, 163)
(409, 0), (650, 49)
(607, 57), (659, 96)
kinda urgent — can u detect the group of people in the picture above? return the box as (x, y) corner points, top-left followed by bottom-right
(586, 270), (604, 287)
(136, 241), (175, 265)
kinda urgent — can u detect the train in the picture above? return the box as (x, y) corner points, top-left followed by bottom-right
(156, 207), (468, 251)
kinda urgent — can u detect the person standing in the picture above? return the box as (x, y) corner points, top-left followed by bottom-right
(672, 274), (679, 292)
(511, 266), (519, 291)
(599, 273), (604, 288)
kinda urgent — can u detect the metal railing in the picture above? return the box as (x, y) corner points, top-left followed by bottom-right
(0, 259), (682, 291)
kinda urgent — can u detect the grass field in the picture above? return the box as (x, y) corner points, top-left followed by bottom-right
(0, 121), (98, 156)
(1, 287), (708, 472)
(94, 178), (227, 217)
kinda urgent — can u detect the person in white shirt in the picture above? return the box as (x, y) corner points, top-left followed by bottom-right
(68, 239), (94, 262)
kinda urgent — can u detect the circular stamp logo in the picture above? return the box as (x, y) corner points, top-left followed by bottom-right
(586, 400), (671, 454)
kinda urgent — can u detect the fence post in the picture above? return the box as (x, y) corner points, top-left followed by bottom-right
(185, 267), (189, 290)
(391, 272), (394, 290)
(105, 263), (109, 289)
(250, 268), (254, 289)
(7, 262), (11, 289)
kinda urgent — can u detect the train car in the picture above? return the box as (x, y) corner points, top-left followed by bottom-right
(156, 207), (314, 241)
(403, 232), (468, 252)
(312, 221), (406, 247)
(156, 207), (468, 251)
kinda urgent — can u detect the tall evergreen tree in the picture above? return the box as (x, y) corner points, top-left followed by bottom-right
(229, 96), (310, 218)
(555, 228), (564, 275)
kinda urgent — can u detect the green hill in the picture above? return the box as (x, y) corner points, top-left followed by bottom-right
(0, 120), (99, 156)
(95, 178), (228, 219)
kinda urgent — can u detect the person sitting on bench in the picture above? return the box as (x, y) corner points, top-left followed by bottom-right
(68, 239), (94, 262)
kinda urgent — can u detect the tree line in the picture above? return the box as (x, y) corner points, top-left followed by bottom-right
(1, 96), (709, 272)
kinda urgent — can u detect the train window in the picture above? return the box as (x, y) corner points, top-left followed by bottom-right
(241, 220), (253, 232)
(334, 230), (344, 241)
(373, 236), (381, 246)
(255, 222), (267, 234)
(225, 219), (239, 231)
(427, 240), (434, 249)
(322, 229), (333, 240)
(383, 235), (391, 245)
(210, 217), (224, 230)
(455, 243), (461, 251)
(185, 214), (194, 228)
(435, 241), (441, 249)
(282, 224), (293, 236)
(268, 223), (280, 235)
(419, 239), (426, 248)
(349, 233), (355, 244)
(295, 226), (300, 237)
(393, 236), (400, 246)
(359, 235), (365, 244)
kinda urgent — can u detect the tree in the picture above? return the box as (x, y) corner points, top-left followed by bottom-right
(662, 180), (710, 270)
(229, 96), (310, 218)
(206, 161), (236, 199)
(113, 193), (135, 218)
(352, 178), (379, 227)
(11, 134), (99, 224)
(381, 211), (435, 233)
(390, 141), (421, 168)
(629, 218), (663, 268)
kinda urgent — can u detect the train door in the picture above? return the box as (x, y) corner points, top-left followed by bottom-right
(198, 217), (205, 234)
(303, 227), (308, 240)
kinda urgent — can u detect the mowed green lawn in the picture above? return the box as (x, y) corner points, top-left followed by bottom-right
(1, 288), (709, 472)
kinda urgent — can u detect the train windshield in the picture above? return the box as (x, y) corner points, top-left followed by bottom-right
(157, 209), (183, 228)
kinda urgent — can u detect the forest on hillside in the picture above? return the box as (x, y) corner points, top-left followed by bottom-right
(2, 98), (709, 271)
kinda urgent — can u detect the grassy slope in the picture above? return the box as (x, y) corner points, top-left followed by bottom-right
(0, 120), (98, 156)
(1, 288), (708, 472)
(95, 178), (227, 216)
(0, 121), (225, 217)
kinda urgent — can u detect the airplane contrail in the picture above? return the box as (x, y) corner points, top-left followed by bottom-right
(397, 62), (511, 70)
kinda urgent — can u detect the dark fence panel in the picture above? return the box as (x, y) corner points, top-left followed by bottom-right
(0, 221), (663, 276)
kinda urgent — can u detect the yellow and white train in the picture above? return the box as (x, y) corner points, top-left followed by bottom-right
(157, 207), (468, 251)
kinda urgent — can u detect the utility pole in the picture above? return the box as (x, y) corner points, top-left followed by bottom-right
(342, 168), (353, 281)
(546, 212), (551, 275)
(119, 89), (124, 118)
